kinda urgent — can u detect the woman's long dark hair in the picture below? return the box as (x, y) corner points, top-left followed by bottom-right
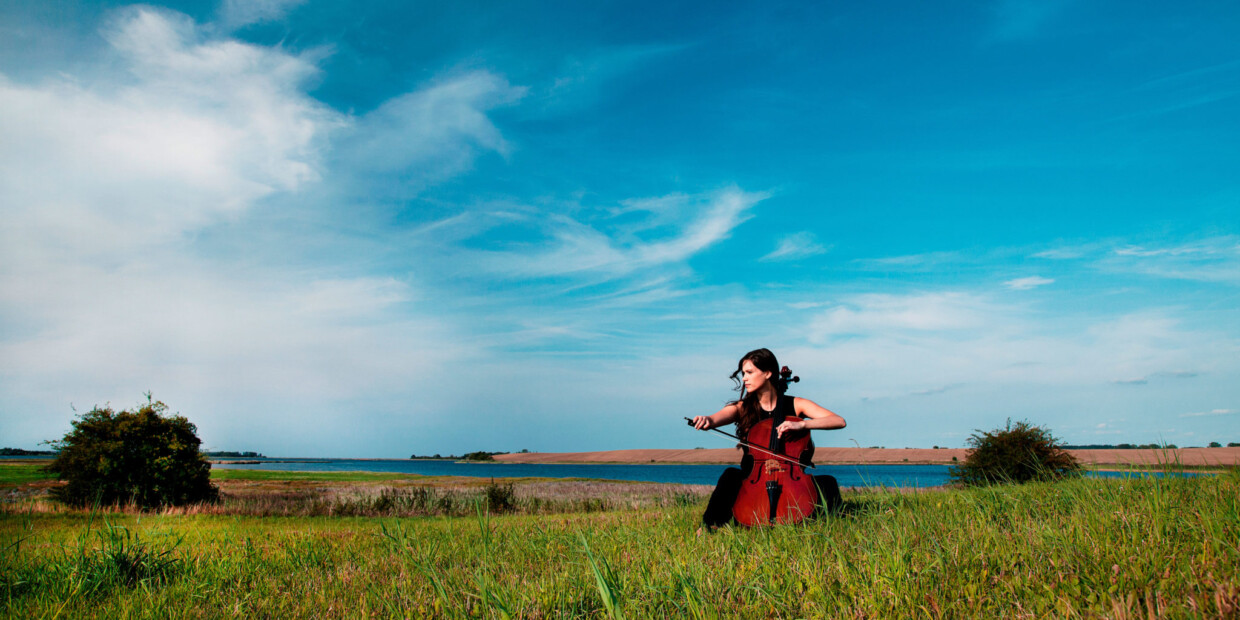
(730, 348), (798, 440)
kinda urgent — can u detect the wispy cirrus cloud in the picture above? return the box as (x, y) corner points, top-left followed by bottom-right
(761, 231), (830, 262)
(809, 292), (997, 340)
(1029, 237), (1240, 284)
(853, 250), (968, 272)
(219, 0), (306, 30)
(449, 187), (767, 279)
(538, 43), (691, 113)
(1105, 237), (1240, 284)
(1113, 370), (1198, 385)
(1179, 408), (1236, 418)
(1004, 276), (1054, 290)
(335, 71), (526, 195)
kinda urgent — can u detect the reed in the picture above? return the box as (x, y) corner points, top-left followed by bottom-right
(2, 462), (710, 519)
(2, 472), (1236, 618)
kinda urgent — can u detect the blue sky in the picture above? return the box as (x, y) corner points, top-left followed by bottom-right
(1, 0), (1237, 457)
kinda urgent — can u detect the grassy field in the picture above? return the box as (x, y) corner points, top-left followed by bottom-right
(2, 464), (1237, 618)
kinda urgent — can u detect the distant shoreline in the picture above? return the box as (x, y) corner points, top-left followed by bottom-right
(494, 446), (1240, 467)
(10, 446), (1235, 469)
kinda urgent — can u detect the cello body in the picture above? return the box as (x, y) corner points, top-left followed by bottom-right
(732, 400), (818, 526)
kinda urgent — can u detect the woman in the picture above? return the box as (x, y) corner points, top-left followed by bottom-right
(690, 348), (846, 530)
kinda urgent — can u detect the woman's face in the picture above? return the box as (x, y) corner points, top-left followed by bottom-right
(741, 359), (771, 394)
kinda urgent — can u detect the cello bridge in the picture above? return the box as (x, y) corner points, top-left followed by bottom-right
(763, 461), (786, 475)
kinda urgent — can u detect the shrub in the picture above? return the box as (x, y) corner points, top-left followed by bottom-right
(949, 419), (1081, 487)
(44, 396), (219, 508)
(485, 479), (516, 513)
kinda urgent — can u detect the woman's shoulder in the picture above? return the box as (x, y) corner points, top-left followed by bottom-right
(784, 394), (802, 415)
(790, 395), (818, 414)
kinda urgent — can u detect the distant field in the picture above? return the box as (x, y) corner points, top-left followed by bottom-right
(494, 446), (1240, 467)
(2, 468), (1237, 617)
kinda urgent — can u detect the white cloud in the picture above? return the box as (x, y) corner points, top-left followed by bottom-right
(337, 71), (526, 189)
(635, 188), (762, 265)
(1004, 276), (1054, 290)
(761, 231), (830, 262)
(791, 291), (1236, 412)
(853, 250), (964, 272)
(0, 6), (339, 259)
(220, 0), (306, 29)
(1179, 409), (1237, 418)
(1105, 237), (1240, 283)
(1028, 237), (1240, 284)
(1112, 370), (1198, 385)
(809, 292), (997, 340)
(456, 187), (766, 279)
(0, 7), (533, 456)
(1032, 247), (1086, 259)
(540, 43), (690, 113)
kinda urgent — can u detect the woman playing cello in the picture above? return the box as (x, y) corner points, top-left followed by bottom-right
(689, 348), (846, 531)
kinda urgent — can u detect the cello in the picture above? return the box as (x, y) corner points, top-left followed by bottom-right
(731, 395), (818, 526)
(685, 368), (820, 526)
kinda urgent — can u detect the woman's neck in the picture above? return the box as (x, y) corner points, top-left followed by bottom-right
(755, 388), (778, 412)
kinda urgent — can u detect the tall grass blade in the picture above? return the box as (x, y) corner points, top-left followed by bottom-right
(579, 533), (625, 620)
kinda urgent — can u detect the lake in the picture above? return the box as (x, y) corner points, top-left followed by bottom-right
(211, 458), (1204, 488)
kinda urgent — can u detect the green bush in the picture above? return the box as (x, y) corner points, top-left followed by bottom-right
(485, 479), (516, 513)
(949, 419), (1081, 487)
(44, 397), (219, 508)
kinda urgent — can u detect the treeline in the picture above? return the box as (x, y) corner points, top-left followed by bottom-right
(203, 451), (265, 458)
(0, 447), (56, 456)
(1062, 442), (1238, 449)
(411, 449), (529, 461)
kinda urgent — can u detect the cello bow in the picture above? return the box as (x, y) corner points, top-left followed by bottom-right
(683, 417), (816, 470)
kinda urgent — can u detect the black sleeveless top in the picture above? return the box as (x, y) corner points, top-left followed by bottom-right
(739, 394), (800, 473)
(755, 394), (797, 422)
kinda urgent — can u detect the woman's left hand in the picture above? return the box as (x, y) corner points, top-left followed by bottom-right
(775, 418), (807, 437)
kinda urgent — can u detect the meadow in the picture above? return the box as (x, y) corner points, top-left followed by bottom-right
(1, 462), (1237, 618)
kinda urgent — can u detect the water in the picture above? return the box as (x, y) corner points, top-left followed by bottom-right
(211, 459), (1205, 488)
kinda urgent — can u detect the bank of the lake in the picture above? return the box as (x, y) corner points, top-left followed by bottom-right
(493, 445), (1240, 467)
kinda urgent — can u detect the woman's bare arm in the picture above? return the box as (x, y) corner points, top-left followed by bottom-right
(774, 397), (845, 436)
(691, 403), (741, 430)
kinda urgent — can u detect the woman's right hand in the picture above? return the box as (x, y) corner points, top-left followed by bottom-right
(691, 415), (713, 430)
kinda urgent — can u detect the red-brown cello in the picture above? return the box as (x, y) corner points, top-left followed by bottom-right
(685, 394), (819, 526)
(732, 397), (818, 526)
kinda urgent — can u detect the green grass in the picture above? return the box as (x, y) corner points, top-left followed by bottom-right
(2, 473), (1237, 618)
(0, 463), (54, 487)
